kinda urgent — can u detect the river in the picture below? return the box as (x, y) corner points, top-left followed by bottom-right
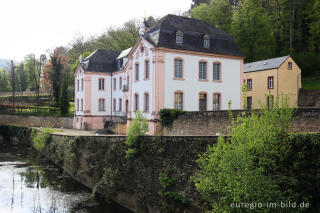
(0, 140), (132, 213)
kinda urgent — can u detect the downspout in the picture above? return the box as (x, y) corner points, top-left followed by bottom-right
(277, 68), (279, 97)
(111, 72), (113, 121)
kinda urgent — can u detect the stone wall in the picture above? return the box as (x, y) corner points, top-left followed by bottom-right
(0, 125), (217, 213)
(0, 115), (73, 128)
(298, 89), (320, 107)
(163, 108), (320, 136)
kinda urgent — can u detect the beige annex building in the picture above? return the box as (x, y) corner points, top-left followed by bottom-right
(244, 56), (301, 109)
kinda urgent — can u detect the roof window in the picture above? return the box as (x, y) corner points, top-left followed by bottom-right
(176, 31), (183, 44)
(204, 34), (210, 48)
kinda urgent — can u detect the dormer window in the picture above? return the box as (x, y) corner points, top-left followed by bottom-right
(176, 31), (183, 44)
(204, 35), (210, 48)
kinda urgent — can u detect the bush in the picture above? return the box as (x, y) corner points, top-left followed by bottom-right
(191, 96), (319, 212)
(125, 111), (148, 158)
(31, 128), (54, 151)
(160, 109), (185, 127)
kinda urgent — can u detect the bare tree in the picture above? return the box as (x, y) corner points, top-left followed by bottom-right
(8, 60), (16, 109)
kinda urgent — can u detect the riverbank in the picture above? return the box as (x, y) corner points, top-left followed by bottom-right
(0, 125), (217, 212)
(0, 135), (131, 213)
(1, 124), (319, 213)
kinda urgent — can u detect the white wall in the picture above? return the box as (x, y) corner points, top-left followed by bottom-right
(164, 53), (241, 110)
(130, 39), (154, 119)
(74, 67), (85, 116)
(90, 74), (111, 116)
(112, 71), (127, 116)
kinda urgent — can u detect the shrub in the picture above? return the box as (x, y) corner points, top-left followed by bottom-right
(31, 128), (54, 151)
(191, 96), (310, 212)
(125, 110), (148, 158)
(160, 109), (185, 128)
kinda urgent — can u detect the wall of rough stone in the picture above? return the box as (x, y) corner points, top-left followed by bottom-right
(0, 115), (73, 128)
(163, 108), (320, 136)
(298, 89), (320, 107)
(0, 125), (217, 213)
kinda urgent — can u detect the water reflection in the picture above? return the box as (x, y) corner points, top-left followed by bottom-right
(0, 143), (132, 213)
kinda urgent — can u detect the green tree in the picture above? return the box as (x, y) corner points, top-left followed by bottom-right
(16, 62), (27, 94)
(192, 97), (299, 212)
(59, 74), (70, 115)
(307, 0), (320, 52)
(125, 110), (148, 158)
(232, 0), (276, 62)
(24, 54), (37, 90)
(50, 49), (63, 106)
(190, 0), (233, 33)
(0, 68), (10, 92)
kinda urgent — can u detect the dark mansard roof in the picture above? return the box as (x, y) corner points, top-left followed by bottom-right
(144, 14), (244, 57)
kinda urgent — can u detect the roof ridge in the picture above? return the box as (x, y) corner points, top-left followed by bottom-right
(245, 55), (289, 65)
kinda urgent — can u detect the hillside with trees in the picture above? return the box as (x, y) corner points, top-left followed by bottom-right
(190, 0), (320, 89)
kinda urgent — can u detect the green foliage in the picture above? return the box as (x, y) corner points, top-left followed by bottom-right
(31, 128), (53, 151)
(192, 96), (305, 212)
(159, 165), (189, 212)
(232, 0), (275, 62)
(0, 68), (10, 92)
(125, 110), (148, 159)
(160, 109), (185, 128)
(292, 52), (320, 77)
(50, 50), (63, 107)
(59, 75), (70, 115)
(190, 0), (232, 33)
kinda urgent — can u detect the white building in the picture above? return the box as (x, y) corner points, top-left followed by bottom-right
(74, 14), (245, 134)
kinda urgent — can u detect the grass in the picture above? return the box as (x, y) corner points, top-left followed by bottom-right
(0, 102), (75, 118)
(302, 74), (320, 90)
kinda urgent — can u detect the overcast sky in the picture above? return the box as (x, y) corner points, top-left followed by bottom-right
(0, 0), (192, 61)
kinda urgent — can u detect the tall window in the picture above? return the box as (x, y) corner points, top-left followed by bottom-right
(288, 62), (292, 70)
(199, 93), (207, 111)
(81, 79), (83, 91)
(135, 64), (139, 81)
(247, 96), (252, 109)
(77, 99), (79, 111)
(176, 31), (183, 44)
(134, 94), (139, 111)
(268, 76), (274, 89)
(213, 63), (221, 81)
(267, 95), (273, 108)
(113, 98), (116, 112)
(99, 99), (105, 111)
(144, 93), (149, 112)
(213, 93), (221, 110)
(204, 35), (210, 48)
(199, 62), (207, 80)
(145, 61), (150, 79)
(113, 78), (116, 90)
(81, 99), (83, 111)
(174, 59), (183, 79)
(119, 77), (122, 90)
(77, 80), (79, 91)
(119, 98), (122, 112)
(247, 79), (252, 91)
(99, 78), (104, 90)
(174, 92), (183, 110)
